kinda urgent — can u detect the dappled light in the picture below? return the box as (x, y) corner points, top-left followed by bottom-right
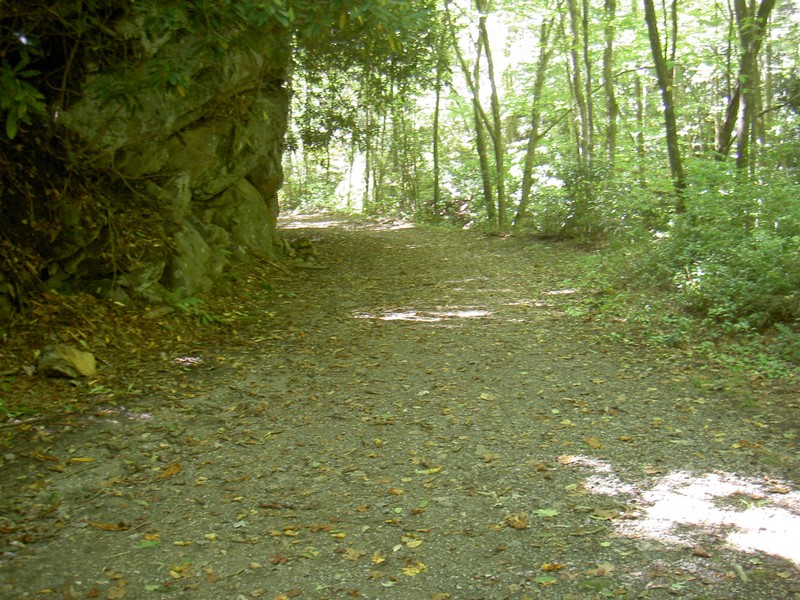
(353, 307), (491, 322)
(281, 215), (344, 230)
(564, 456), (800, 565)
(282, 214), (416, 232)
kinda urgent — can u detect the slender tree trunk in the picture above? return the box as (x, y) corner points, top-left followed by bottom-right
(633, 73), (646, 183)
(515, 19), (554, 226)
(733, 0), (776, 172)
(643, 0), (686, 209)
(362, 101), (372, 212)
(565, 0), (590, 166)
(630, 0), (646, 184)
(432, 55), (443, 221)
(603, 0), (619, 169)
(563, 0), (594, 231)
(716, 0), (776, 166)
(476, 0), (507, 230)
(581, 0), (595, 172)
(445, 1), (496, 227)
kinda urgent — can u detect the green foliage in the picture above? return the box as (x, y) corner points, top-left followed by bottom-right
(164, 287), (224, 325)
(570, 159), (800, 376)
(0, 24), (47, 139)
(0, 57), (47, 139)
(0, 0), (435, 141)
(639, 164), (800, 331)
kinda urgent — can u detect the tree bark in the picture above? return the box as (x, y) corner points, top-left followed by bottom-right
(432, 60), (443, 221)
(515, 19), (554, 226)
(733, 0), (776, 172)
(476, 0), (508, 230)
(643, 0), (686, 209)
(603, 0), (619, 169)
(715, 0), (776, 167)
(445, 1), (496, 226)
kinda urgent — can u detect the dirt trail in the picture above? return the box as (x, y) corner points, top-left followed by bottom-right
(1, 214), (799, 599)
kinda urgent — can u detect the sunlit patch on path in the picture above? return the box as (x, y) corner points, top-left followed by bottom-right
(564, 455), (800, 564)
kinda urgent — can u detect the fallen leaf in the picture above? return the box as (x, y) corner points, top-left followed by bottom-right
(269, 554), (289, 565)
(585, 562), (615, 577)
(642, 466), (664, 475)
(342, 547), (366, 561)
(415, 466), (443, 475)
(387, 488), (405, 495)
(155, 462), (181, 479)
(69, 457), (97, 463)
(590, 508), (617, 521)
(504, 512), (529, 529)
(371, 552), (386, 565)
(169, 562), (195, 579)
(583, 437), (602, 449)
(402, 559), (426, 576)
(541, 563), (564, 571)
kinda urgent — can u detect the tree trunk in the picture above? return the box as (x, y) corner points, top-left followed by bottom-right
(515, 19), (554, 226)
(643, 0), (686, 209)
(563, 0), (594, 231)
(603, 0), (619, 169)
(476, 0), (507, 230)
(734, 0), (776, 172)
(715, 0), (776, 167)
(432, 54), (443, 221)
(445, 1), (497, 227)
(565, 0), (590, 166)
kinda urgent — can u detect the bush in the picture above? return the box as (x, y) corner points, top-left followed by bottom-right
(647, 163), (800, 331)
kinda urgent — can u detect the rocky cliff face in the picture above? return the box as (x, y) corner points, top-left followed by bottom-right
(0, 10), (289, 320)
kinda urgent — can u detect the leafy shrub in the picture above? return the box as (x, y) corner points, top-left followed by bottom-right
(643, 162), (800, 331)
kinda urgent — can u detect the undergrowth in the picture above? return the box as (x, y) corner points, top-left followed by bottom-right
(568, 163), (800, 381)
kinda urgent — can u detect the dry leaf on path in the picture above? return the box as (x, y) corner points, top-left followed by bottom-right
(155, 462), (181, 479)
(504, 512), (529, 529)
(583, 437), (602, 449)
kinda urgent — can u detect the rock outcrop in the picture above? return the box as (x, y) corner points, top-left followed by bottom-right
(0, 8), (290, 317)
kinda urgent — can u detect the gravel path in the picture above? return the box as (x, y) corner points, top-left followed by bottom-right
(1, 214), (798, 599)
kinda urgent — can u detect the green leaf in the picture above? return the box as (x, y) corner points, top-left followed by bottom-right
(6, 112), (18, 139)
